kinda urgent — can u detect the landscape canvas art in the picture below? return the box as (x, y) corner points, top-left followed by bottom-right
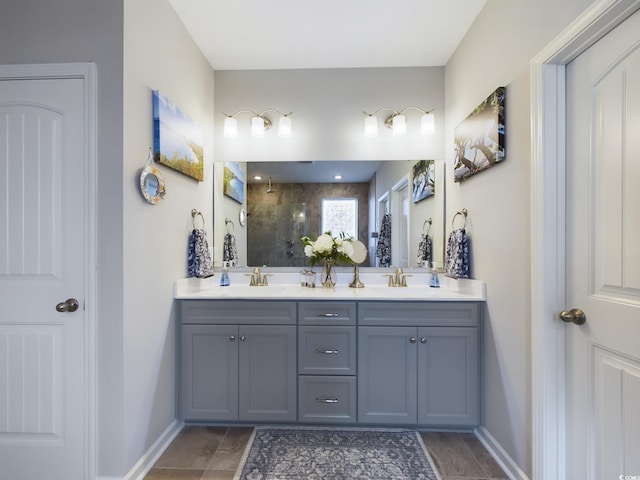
(223, 161), (245, 204)
(453, 86), (505, 182)
(412, 160), (435, 203)
(153, 90), (204, 181)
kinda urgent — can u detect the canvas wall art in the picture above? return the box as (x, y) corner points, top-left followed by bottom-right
(223, 161), (245, 204)
(153, 90), (204, 181)
(453, 86), (505, 182)
(412, 160), (435, 203)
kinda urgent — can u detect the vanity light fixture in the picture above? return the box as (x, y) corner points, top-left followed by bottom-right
(223, 109), (293, 139)
(362, 107), (435, 137)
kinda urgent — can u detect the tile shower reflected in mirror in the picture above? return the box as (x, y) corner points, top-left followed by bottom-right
(247, 202), (307, 267)
(247, 181), (371, 267)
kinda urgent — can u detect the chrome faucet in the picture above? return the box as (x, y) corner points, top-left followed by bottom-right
(383, 268), (412, 287)
(246, 267), (272, 286)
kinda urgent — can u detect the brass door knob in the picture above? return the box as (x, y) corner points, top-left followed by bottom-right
(559, 308), (586, 325)
(56, 298), (79, 313)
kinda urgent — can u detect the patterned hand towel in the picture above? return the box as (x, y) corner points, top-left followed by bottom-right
(375, 213), (392, 267)
(445, 228), (470, 279)
(187, 229), (214, 278)
(417, 233), (433, 267)
(223, 232), (238, 267)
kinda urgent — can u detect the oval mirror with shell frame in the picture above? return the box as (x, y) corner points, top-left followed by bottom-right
(140, 149), (166, 205)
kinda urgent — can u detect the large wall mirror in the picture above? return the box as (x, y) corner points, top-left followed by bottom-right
(239, 160), (445, 270)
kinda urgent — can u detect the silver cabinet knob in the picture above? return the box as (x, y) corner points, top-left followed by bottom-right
(56, 298), (79, 313)
(229, 335), (236, 341)
(420, 338), (427, 344)
(240, 335), (246, 341)
(410, 337), (417, 344)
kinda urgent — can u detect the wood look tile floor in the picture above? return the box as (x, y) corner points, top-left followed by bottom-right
(144, 426), (508, 480)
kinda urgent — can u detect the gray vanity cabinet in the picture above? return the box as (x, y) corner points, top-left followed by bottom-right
(178, 298), (481, 427)
(358, 302), (480, 427)
(178, 300), (297, 422)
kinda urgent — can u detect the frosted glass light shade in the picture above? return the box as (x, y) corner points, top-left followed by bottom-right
(224, 117), (238, 138)
(278, 116), (292, 137)
(251, 116), (265, 137)
(364, 115), (378, 137)
(420, 112), (435, 135)
(392, 114), (407, 136)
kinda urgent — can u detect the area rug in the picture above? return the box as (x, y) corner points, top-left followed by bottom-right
(233, 426), (442, 480)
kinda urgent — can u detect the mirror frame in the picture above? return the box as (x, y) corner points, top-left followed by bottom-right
(216, 159), (446, 271)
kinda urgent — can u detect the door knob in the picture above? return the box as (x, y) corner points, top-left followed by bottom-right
(559, 308), (586, 325)
(56, 298), (79, 313)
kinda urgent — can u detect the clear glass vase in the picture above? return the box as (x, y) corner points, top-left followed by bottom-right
(321, 258), (337, 288)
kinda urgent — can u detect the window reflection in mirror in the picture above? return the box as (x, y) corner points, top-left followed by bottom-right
(242, 160), (445, 269)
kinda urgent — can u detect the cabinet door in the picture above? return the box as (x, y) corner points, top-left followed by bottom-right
(180, 325), (238, 421)
(358, 326), (417, 424)
(417, 327), (479, 426)
(239, 325), (297, 422)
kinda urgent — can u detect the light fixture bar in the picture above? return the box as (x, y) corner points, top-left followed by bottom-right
(362, 106), (435, 137)
(223, 109), (293, 139)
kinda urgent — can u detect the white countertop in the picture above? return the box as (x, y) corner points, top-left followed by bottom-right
(174, 271), (485, 301)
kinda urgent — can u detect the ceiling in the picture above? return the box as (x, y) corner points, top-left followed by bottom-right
(167, 0), (487, 70)
(247, 161), (383, 184)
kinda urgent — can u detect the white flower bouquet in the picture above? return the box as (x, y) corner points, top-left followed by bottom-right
(301, 231), (355, 266)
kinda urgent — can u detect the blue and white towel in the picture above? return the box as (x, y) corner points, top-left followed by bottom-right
(188, 229), (214, 278)
(417, 233), (433, 267)
(445, 228), (470, 279)
(375, 213), (392, 267)
(223, 232), (238, 267)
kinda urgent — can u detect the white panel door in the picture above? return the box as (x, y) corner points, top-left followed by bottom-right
(0, 75), (87, 479)
(566, 9), (640, 480)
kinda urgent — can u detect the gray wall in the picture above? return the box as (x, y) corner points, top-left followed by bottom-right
(444, 0), (594, 475)
(123, 0), (214, 473)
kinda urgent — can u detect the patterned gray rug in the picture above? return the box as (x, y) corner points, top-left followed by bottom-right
(233, 426), (442, 480)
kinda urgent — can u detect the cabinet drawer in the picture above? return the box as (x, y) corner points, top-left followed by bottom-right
(179, 300), (296, 325)
(358, 301), (480, 327)
(298, 302), (356, 326)
(298, 376), (356, 423)
(298, 326), (356, 375)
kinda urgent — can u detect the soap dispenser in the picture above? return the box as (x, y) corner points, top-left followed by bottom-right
(429, 262), (440, 288)
(220, 262), (230, 287)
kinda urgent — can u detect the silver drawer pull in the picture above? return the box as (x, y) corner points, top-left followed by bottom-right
(317, 313), (339, 317)
(315, 397), (339, 403)
(315, 349), (339, 354)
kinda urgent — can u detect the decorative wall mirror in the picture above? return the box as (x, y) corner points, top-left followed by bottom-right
(139, 149), (166, 204)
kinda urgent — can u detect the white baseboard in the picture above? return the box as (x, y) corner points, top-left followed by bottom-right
(474, 426), (530, 480)
(94, 420), (184, 480)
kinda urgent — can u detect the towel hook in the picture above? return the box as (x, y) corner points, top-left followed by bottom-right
(191, 209), (205, 229)
(225, 218), (235, 233)
(423, 218), (432, 235)
(451, 208), (468, 230)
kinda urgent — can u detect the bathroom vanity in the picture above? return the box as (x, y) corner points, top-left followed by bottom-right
(175, 274), (484, 428)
